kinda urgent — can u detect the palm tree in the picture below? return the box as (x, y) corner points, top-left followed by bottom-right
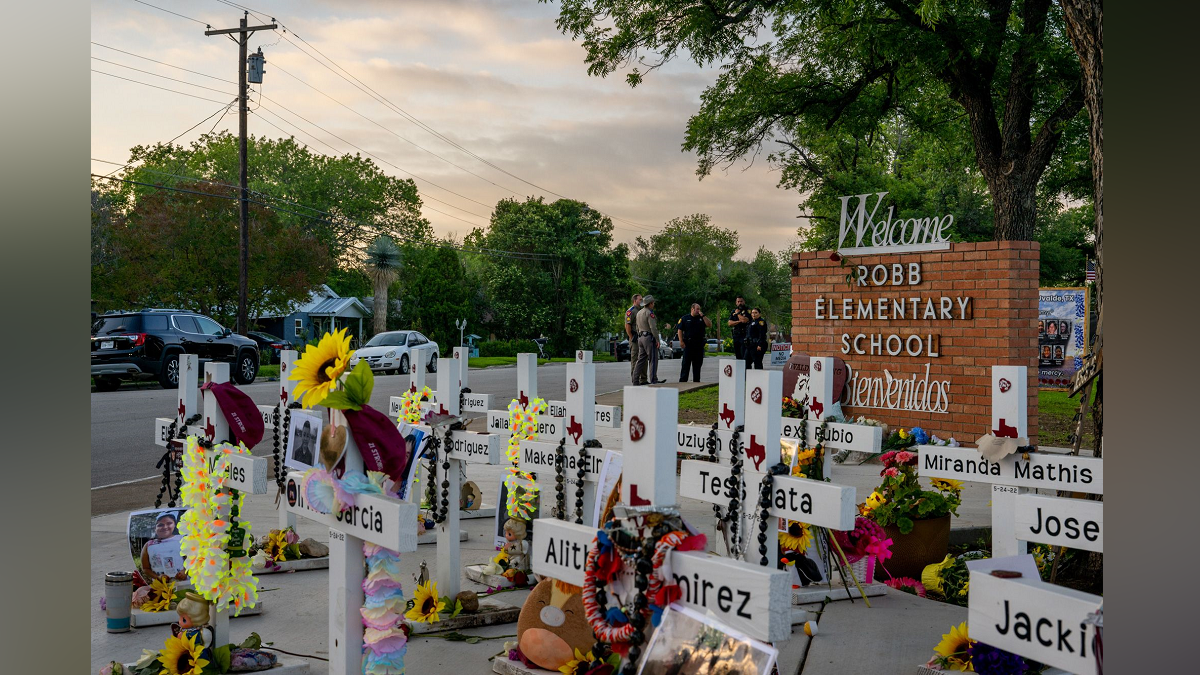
(364, 236), (402, 336)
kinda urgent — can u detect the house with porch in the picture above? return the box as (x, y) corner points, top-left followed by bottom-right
(255, 284), (371, 347)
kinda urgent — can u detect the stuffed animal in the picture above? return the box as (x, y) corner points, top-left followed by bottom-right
(517, 578), (594, 671)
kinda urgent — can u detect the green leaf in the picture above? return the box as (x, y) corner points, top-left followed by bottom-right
(451, 598), (464, 618)
(898, 516), (914, 534)
(285, 543), (301, 560)
(465, 636), (482, 644)
(341, 360), (374, 408)
(239, 632), (262, 649)
(212, 644), (232, 673)
(320, 390), (360, 411)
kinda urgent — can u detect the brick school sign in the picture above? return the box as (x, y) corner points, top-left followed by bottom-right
(790, 241), (1039, 443)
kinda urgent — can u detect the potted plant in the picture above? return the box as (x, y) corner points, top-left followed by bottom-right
(860, 428), (963, 579)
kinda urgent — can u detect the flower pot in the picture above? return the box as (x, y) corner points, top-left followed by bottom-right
(876, 515), (950, 580)
(845, 555), (875, 586)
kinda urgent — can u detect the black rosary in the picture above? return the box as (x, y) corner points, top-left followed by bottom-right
(425, 424), (461, 524)
(154, 413), (202, 508)
(553, 437), (568, 520)
(722, 425), (746, 557)
(756, 463), (790, 566)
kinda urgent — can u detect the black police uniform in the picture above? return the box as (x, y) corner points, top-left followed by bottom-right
(729, 306), (749, 359)
(677, 313), (708, 382)
(744, 316), (768, 370)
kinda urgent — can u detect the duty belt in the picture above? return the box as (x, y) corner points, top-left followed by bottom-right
(638, 331), (653, 337)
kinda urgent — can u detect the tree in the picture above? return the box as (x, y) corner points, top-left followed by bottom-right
(548, 0), (1086, 241)
(466, 197), (633, 354)
(364, 236), (402, 336)
(111, 131), (432, 259)
(630, 214), (740, 324)
(91, 181), (333, 325)
(394, 243), (474, 349)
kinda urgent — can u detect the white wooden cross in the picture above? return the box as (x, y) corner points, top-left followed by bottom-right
(675, 357), (744, 460)
(529, 385), (794, 644)
(484, 353), (563, 439)
(968, 560), (1102, 674)
(154, 353), (200, 449)
(197, 361), (271, 647)
(282, 422), (419, 675)
(778, 354), (883, 463)
(413, 357), (503, 599)
(919, 366), (1105, 558)
(252, 350), (300, 530)
(546, 350), (622, 429)
(517, 358), (611, 526)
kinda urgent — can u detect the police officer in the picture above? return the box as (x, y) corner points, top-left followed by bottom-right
(676, 303), (711, 382)
(727, 296), (750, 359)
(624, 293), (642, 385)
(744, 307), (768, 370)
(634, 295), (665, 385)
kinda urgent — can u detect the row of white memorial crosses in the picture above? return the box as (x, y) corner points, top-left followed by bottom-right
(921, 366), (1104, 675)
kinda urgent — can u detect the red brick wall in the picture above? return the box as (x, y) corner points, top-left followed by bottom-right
(790, 241), (1039, 444)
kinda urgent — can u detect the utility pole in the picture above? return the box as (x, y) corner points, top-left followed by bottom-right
(206, 12), (276, 335)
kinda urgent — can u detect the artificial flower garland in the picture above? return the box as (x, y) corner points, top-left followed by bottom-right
(178, 438), (258, 616)
(396, 386), (434, 425)
(503, 396), (546, 519)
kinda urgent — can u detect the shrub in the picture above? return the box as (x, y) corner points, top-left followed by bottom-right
(476, 339), (540, 358)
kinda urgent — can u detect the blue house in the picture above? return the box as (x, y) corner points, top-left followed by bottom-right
(256, 285), (370, 347)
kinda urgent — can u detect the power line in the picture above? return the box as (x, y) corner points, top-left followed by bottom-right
(91, 42), (236, 84)
(129, 0), (211, 27)
(91, 56), (238, 96)
(91, 69), (232, 104)
(97, 98), (238, 178)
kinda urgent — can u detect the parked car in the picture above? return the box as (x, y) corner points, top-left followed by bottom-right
(91, 309), (260, 391)
(613, 338), (673, 361)
(706, 338), (720, 352)
(247, 331), (291, 364)
(349, 330), (439, 375)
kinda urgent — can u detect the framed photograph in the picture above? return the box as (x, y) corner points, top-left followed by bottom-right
(637, 603), (778, 675)
(127, 507), (189, 581)
(286, 410), (323, 471)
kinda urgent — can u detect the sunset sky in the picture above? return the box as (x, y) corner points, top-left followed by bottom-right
(91, 0), (806, 255)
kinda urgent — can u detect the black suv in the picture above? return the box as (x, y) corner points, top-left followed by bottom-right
(91, 310), (260, 391)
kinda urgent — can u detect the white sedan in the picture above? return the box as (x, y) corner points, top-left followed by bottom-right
(349, 330), (439, 375)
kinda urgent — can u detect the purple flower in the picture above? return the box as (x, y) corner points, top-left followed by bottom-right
(967, 641), (1029, 674)
(99, 597), (107, 611)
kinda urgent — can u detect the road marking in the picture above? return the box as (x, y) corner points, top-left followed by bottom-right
(91, 475), (160, 490)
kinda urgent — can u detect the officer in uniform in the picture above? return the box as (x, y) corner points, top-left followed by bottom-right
(624, 293), (642, 385)
(744, 307), (769, 370)
(634, 295), (665, 385)
(727, 296), (750, 359)
(676, 303), (712, 382)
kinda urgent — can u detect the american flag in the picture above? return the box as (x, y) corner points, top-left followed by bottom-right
(1085, 259), (1096, 282)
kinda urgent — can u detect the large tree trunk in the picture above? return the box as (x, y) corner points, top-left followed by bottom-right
(988, 172), (1040, 241)
(1059, 0), (1103, 299)
(373, 283), (388, 336)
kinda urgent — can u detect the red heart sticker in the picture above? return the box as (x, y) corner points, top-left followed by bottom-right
(628, 416), (645, 441)
(814, 360), (823, 372)
(723, 364), (733, 377)
(569, 378), (578, 393)
(751, 387), (762, 404)
(999, 378), (1012, 393)
(577, 350), (583, 359)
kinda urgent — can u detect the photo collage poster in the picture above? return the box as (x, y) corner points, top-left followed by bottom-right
(1037, 287), (1089, 388)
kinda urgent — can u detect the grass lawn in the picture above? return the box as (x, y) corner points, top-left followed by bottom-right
(677, 385), (720, 424)
(258, 364), (279, 379)
(470, 354), (617, 368)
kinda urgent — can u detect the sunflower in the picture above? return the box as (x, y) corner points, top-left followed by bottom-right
(779, 521), (814, 554)
(405, 580), (446, 624)
(142, 576), (175, 612)
(558, 648), (596, 675)
(290, 328), (355, 408)
(157, 630), (209, 675)
(932, 478), (965, 494)
(933, 622), (974, 671)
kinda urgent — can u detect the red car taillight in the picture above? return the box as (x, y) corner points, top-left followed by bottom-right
(124, 333), (148, 346)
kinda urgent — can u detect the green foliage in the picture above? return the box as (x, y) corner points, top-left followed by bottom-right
(465, 197), (632, 355)
(630, 214), (793, 341)
(90, 182), (334, 326)
(548, 0), (1090, 244)
(866, 453), (961, 534)
(326, 267), (372, 298)
(210, 644), (232, 674)
(394, 243), (474, 348)
(476, 339), (541, 358)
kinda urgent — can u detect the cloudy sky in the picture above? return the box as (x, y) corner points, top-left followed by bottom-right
(91, 0), (806, 255)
